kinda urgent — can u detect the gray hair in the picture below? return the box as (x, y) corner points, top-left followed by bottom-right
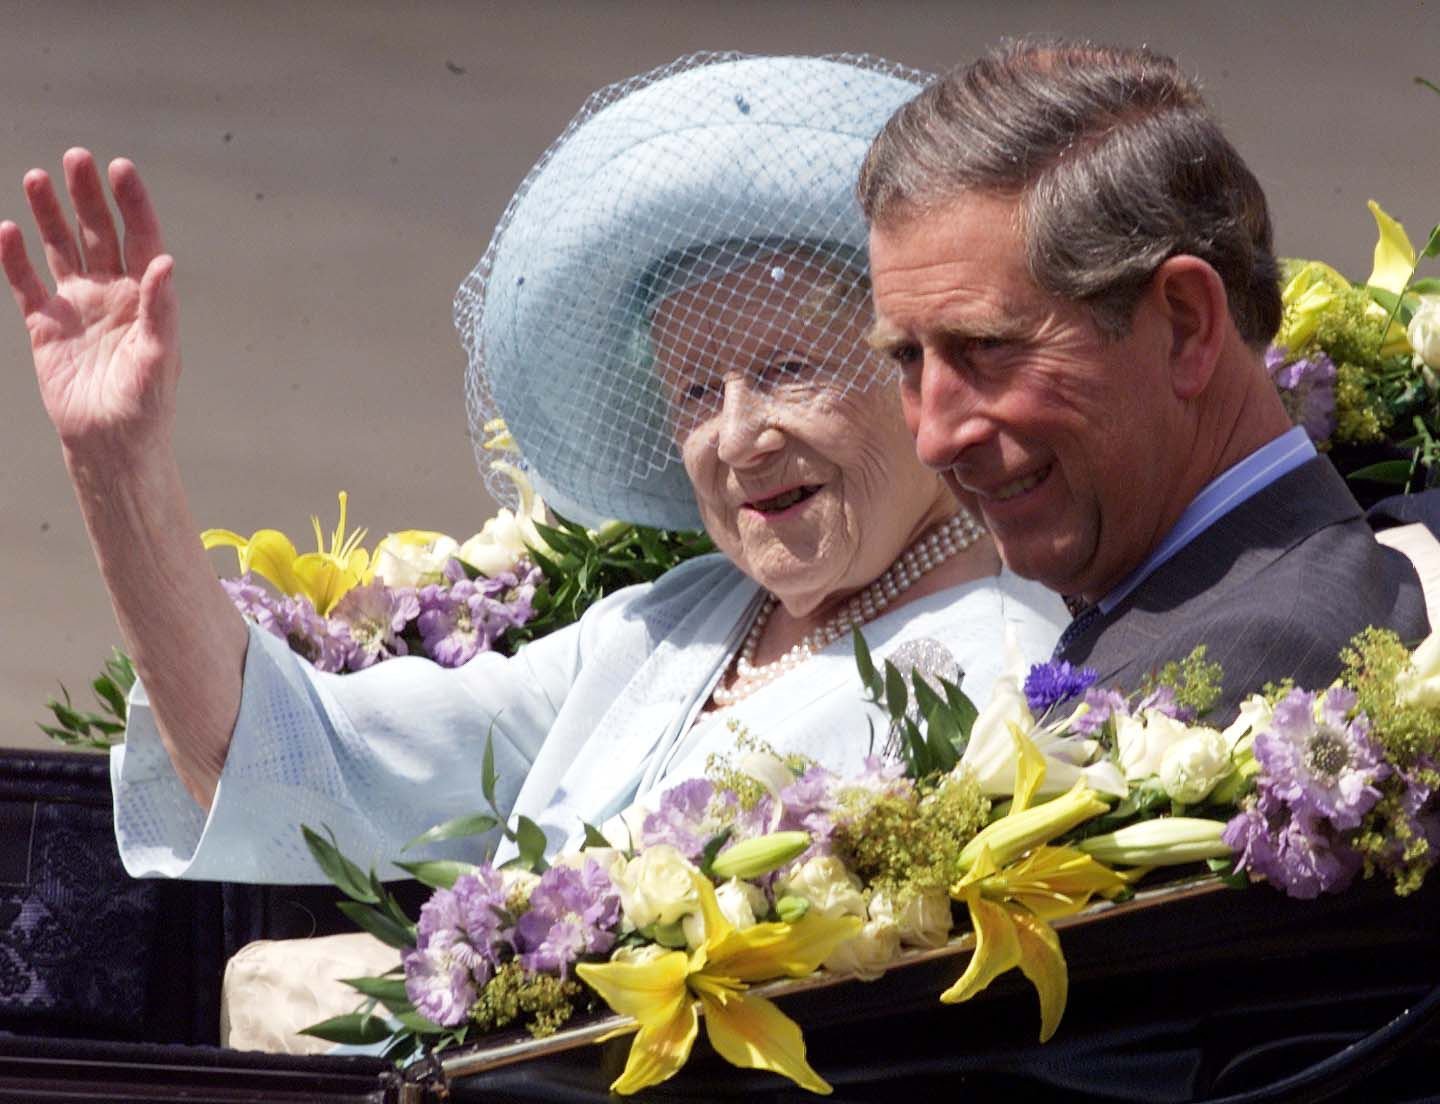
(857, 39), (1282, 347)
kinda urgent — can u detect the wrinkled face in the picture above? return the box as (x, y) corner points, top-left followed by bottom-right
(868, 193), (1184, 602)
(652, 256), (950, 615)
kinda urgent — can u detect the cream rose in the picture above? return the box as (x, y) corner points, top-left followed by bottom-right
(612, 845), (701, 931)
(370, 530), (459, 588)
(713, 877), (769, 931)
(1115, 709), (1195, 781)
(1157, 728), (1232, 804)
(822, 918), (900, 980)
(776, 856), (866, 920)
(1408, 295), (1440, 370)
(869, 888), (952, 949)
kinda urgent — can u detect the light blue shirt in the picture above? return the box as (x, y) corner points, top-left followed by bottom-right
(1098, 426), (1317, 615)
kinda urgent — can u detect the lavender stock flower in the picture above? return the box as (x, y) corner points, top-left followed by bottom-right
(401, 865), (512, 1026)
(514, 860), (621, 976)
(331, 582), (420, 670)
(416, 562), (541, 667)
(1265, 345), (1337, 443)
(1024, 660), (1099, 713)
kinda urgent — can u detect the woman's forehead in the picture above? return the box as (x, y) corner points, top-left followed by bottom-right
(649, 256), (867, 368)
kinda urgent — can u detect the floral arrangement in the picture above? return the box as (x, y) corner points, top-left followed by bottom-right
(1268, 193), (1440, 490)
(38, 440), (713, 749)
(301, 627), (1440, 1095)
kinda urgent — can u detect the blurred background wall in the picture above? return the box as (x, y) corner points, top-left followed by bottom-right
(3, 0), (1438, 751)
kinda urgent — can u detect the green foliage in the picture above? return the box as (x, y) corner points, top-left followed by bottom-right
(855, 630), (978, 778)
(38, 648), (134, 751)
(1143, 646), (1223, 719)
(469, 961), (592, 1039)
(505, 516), (714, 650)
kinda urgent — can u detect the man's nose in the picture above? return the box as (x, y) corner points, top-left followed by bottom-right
(714, 378), (784, 467)
(906, 357), (992, 472)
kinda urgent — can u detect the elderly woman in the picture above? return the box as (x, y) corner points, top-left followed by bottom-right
(0, 54), (1066, 883)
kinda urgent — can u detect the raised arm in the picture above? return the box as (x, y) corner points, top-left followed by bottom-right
(2, 149), (245, 809)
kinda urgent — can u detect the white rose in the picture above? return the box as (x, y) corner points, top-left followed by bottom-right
(1408, 295), (1440, 370)
(869, 888), (952, 949)
(714, 877), (769, 931)
(776, 856), (866, 920)
(822, 918), (900, 980)
(370, 530), (459, 588)
(1398, 631), (1440, 707)
(1115, 709), (1194, 781)
(608, 943), (671, 967)
(1157, 728), (1232, 804)
(612, 845), (701, 931)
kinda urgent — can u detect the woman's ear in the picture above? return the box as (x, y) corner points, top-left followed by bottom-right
(1146, 255), (1229, 401)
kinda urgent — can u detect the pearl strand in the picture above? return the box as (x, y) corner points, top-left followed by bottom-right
(712, 510), (985, 707)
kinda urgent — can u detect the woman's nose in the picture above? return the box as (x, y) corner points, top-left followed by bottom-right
(714, 379), (784, 467)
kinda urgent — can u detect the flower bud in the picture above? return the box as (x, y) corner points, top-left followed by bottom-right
(709, 831), (810, 880)
(1075, 818), (1231, 867)
(1157, 728), (1232, 804)
(958, 785), (1110, 872)
(774, 895), (811, 924)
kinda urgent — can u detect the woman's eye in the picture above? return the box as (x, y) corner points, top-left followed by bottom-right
(681, 381), (715, 403)
(767, 357), (813, 380)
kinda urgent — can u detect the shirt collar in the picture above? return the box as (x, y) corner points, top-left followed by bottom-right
(1096, 426), (1316, 615)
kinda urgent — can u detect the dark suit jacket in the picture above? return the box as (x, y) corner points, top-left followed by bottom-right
(1057, 457), (1430, 718)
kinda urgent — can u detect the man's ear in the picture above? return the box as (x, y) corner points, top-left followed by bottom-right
(1146, 256), (1229, 400)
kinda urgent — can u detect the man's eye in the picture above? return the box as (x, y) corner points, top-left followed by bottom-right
(887, 343), (921, 366)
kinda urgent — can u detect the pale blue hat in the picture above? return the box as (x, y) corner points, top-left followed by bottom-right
(455, 52), (929, 530)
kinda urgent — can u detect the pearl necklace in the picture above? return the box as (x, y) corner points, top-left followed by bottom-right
(711, 511), (985, 707)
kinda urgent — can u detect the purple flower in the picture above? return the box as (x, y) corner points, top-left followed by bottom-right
(1223, 801), (1361, 899)
(513, 860), (621, 976)
(1136, 684), (1192, 722)
(1073, 687), (1129, 736)
(640, 779), (721, 858)
(1265, 345), (1337, 443)
(330, 582), (420, 669)
(1024, 660), (1099, 713)
(414, 564), (541, 668)
(1256, 688), (1387, 830)
(401, 942), (477, 1026)
(222, 574), (283, 630)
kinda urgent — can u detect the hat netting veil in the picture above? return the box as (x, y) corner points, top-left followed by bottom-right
(455, 52), (932, 531)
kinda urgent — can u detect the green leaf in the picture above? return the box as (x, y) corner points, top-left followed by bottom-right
(392, 859), (476, 891)
(301, 826), (381, 904)
(926, 719), (959, 773)
(852, 630), (880, 698)
(940, 677), (979, 737)
(1346, 459), (1414, 484)
(911, 674), (947, 723)
(298, 1012), (395, 1046)
(92, 676), (127, 719)
(1410, 277), (1440, 296)
(393, 1009), (447, 1034)
(581, 822), (612, 850)
(336, 900), (416, 950)
(481, 733), (498, 810)
(696, 828), (733, 877)
(342, 975), (411, 1007)
(882, 661), (908, 720)
(402, 812), (499, 852)
(1422, 223), (1440, 261)
(513, 816), (550, 872)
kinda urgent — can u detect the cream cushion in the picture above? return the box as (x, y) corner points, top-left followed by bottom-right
(221, 932), (401, 1054)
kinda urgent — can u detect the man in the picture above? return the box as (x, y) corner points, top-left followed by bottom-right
(860, 40), (1429, 714)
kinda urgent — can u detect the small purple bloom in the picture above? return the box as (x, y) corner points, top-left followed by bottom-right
(1257, 688), (1387, 830)
(513, 860), (621, 976)
(641, 779), (726, 858)
(1136, 684), (1193, 722)
(1223, 801), (1361, 899)
(1024, 660), (1099, 713)
(401, 943), (477, 1026)
(1265, 345), (1337, 443)
(331, 582), (419, 670)
(1073, 687), (1129, 736)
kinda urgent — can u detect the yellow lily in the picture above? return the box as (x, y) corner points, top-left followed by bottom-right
(576, 872), (862, 1095)
(942, 726), (1123, 1040)
(1365, 199), (1417, 357)
(203, 491), (371, 615)
(1276, 260), (1348, 352)
(482, 416), (518, 454)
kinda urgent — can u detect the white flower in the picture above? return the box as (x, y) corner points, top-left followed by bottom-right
(713, 878), (768, 931)
(1220, 694), (1273, 752)
(776, 856), (866, 920)
(1157, 727), (1232, 804)
(370, 530), (459, 588)
(457, 461), (550, 578)
(1115, 709), (1195, 781)
(869, 888), (951, 948)
(960, 634), (1126, 798)
(1408, 295), (1440, 370)
(1397, 631), (1440, 707)
(821, 917), (899, 980)
(608, 943), (670, 967)
(612, 845), (700, 931)
(499, 867), (541, 899)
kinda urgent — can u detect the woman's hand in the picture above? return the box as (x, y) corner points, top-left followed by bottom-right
(3, 149), (243, 810)
(1, 148), (178, 460)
